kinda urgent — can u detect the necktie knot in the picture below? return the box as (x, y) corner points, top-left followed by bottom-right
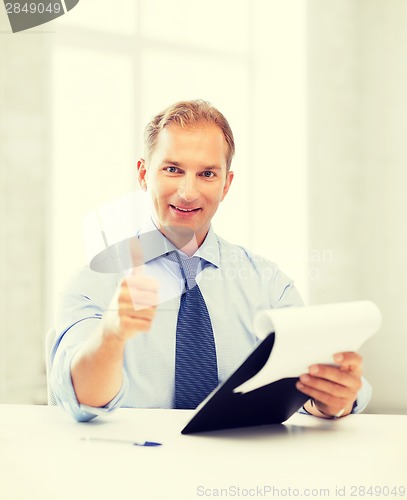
(165, 252), (201, 291)
(179, 255), (201, 290)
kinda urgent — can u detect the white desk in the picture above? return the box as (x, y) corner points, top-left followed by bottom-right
(0, 405), (405, 500)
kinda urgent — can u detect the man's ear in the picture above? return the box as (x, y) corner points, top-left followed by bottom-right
(137, 159), (148, 191)
(221, 170), (234, 202)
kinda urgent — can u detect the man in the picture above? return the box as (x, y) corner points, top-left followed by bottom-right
(51, 100), (371, 421)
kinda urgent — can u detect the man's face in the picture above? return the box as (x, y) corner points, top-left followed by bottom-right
(138, 123), (233, 248)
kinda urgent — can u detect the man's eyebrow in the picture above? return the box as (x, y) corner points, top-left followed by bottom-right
(162, 159), (181, 166)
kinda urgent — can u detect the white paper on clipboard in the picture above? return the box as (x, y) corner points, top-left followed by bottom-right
(234, 301), (381, 394)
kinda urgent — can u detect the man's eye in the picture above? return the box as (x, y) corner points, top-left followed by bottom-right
(165, 166), (179, 173)
(202, 171), (215, 178)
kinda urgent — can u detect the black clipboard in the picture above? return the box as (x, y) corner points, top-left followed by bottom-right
(181, 333), (309, 434)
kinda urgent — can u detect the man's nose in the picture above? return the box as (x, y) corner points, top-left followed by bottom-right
(178, 174), (199, 202)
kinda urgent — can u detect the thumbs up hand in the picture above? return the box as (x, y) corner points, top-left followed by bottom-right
(103, 237), (159, 342)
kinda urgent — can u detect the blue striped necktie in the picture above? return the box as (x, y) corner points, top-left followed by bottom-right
(168, 253), (218, 409)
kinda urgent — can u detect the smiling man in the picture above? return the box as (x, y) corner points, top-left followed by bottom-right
(50, 100), (371, 421)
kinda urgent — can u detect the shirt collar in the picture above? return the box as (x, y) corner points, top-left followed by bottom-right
(137, 217), (175, 262)
(195, 225), (220, 268)
(138, 217), (220, 268)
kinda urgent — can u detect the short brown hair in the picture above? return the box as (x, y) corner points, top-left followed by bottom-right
(144, 99), (235, 169)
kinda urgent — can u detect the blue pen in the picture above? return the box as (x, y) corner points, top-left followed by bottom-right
(81, 436), (162, 447)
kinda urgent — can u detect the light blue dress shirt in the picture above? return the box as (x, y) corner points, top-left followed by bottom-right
(51, 222), (372, 421)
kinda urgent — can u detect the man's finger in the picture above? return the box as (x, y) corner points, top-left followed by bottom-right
(120, 311), (156, 333)
(333, 351), (363, 373)
(120, 287), (159, 311)
(299, 368), (362, 394)
(306, 364), (361, 388)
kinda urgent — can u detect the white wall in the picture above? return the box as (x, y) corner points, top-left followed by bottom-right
(357, 0), (407, 413)
(251, 0), (308, 300)
(0, 13), (48, 403)
(308, 0), (407, 413)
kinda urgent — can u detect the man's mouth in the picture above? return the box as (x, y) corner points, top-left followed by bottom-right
(170, 204), (201, 213)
